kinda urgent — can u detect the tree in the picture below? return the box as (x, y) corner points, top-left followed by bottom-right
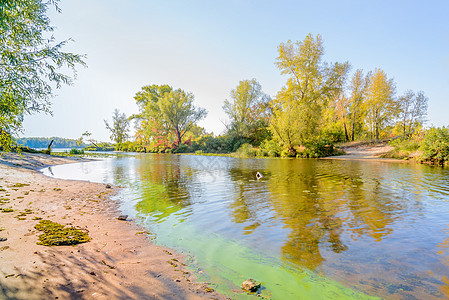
(223, 79), (271, 144)
(397, 90), (428, 137)
(0, 0), (85, 150)
(133, 85), (207, 150)
(105, 109), (130, 144)
(270, 34), (350, 153)
(364, 69), (396, 139)
(347, 70), (371, 141)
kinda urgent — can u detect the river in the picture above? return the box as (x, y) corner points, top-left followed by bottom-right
(42, 153), (449, 299)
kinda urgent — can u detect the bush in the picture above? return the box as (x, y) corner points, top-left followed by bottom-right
(236, 143), (256, 157)
(173, 144), (189, 153)
(69, 148), (84, 155)
(420, 127), (449, 164)
(321, 124), (345, 143)
(259, 139), (281, 157)
(297, 138), (336, 158)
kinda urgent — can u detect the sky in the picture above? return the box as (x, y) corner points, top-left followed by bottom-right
(22, 0), (449, 142)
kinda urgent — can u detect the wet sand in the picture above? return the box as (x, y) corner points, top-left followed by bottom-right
(0, 152), (227, 299)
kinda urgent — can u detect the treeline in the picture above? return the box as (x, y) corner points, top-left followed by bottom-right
(102, 33), (432, 159)
(15, 137), (86, 148)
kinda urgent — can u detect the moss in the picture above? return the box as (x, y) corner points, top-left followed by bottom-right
(16, 209), (33, 219)
(0, 188), (6, 192)
(34, 220), (90, 246)
(1, 208), (14, 213)
(8, 183), (30, 188)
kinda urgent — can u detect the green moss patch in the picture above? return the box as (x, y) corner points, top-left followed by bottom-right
(8, 183), (30, 188)
(1, 208), (14, 213)
(34, 220), (90, 246)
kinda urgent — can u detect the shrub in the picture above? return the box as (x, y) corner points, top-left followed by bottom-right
(69, 148), (84, 155)
(420, 127), (449, 164)
(297, 138), (336, 158)
(259, 139), (281, 157)
(236, 143), (256, 157)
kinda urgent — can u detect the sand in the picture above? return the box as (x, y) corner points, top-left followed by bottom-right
(326, 141), (401, 161)
(0, 152), (227, 300)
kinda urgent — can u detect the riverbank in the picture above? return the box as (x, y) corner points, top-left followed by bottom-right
(326, 141), (404, 162)
(0, 152), (227, 299)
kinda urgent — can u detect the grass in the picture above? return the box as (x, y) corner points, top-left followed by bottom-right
(34, 220), (90, 246)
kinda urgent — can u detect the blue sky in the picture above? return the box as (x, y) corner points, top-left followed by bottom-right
(22, 0), (449, 141)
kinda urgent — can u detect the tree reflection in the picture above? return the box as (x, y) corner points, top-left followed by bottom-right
(264, 160), (403, 271)
(132, 154), (192, 222)
(226, 164), (269, 235)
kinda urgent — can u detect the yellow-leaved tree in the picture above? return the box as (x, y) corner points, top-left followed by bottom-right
(364, 69), (397, 139)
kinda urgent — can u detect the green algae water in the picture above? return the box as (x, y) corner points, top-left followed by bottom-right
(42, 154), (449, 299)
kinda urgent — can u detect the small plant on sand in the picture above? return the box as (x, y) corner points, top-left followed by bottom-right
(1, 208), (14, 213)
(34, 220), (90, 246)
(8, 183), (30, 188)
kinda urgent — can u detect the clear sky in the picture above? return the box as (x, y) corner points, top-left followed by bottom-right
(22, 0), (449, 142)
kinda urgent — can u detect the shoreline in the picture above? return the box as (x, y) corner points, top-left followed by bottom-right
(0, 152), (227, 299)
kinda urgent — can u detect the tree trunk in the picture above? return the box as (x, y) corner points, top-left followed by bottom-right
(351, 113), (356, 141)
(343, 122), (349, 141)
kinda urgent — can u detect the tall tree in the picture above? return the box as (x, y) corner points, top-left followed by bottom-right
(0, 0), (85, 150)
(223, 79), (271, 144)
(270, 34), (350, 153)
(105, 109), (130, 144)
(348, 70), (371, 141)
(133, 85), (207, 149)
(397, 90), (428, 137)
(364, 69), (396, 139)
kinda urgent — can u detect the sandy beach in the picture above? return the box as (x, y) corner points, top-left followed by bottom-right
(0, 152), (227, 300)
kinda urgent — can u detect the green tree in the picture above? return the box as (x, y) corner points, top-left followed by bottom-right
(133, 85), (207, 149)
(223, 78), (271, 145)
(0, 0), (85, 150)
(364, 69), (396, 139)
(270, 34), (350, 154)
(105, 109), (130, 144)
(397, 90), (428, 137)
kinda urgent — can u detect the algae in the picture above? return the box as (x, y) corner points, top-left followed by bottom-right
(34, 220), (90, 246)
(9, 183), (30, 188)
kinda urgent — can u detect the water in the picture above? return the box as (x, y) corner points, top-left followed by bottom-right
(42, 154), (449, 299)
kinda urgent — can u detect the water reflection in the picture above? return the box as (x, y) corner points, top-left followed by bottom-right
(43, 154), (449, 299)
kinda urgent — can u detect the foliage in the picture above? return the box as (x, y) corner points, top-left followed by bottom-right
(364, 69), (396, 139)
(297, 137), (337, 158)
(270, 34), (350, 154)
(0, 0), (85, 150)
(397, 90), (428, 137)
(83, 142), (114, 151)
(105, 109), (130, 144)
(115, 141), (141, 152)
(15, 137), (86, 148)
(235, 143), (257, 157)
(69, 148), (84, 155)
(420, 127), (449, 164)
(133, 84), (207, 150)
(34, 219), (90, 246)
(347, 70), (371, 141)
(223, 79), (271, 145)
(258, 139), (282, 157)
